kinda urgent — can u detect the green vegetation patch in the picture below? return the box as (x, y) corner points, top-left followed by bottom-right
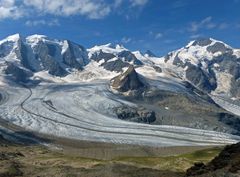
(113, 147), (223, 172)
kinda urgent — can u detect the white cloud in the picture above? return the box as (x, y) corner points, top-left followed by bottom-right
(0, 0), (148, 21)
(113, 0), (123, 8)
(189, 16), (216, 32)
(130, 0), (148, 6)
(121, 37), (132, 43)
(164, 39), (174, 44)
(190, 34), (202, 39)
(0, 0), (24, 20)
(23, 0), (111, 19)
(206, 23), (216, 29)
(155, 33), (163, 39)
(188, 17), (233, 33)
(188, 17), (233, 32)
(25, 19), (59, 26)
(149, 31), (163, 39)
(219, 23), (229, 30)
(171, 0), (187, 9)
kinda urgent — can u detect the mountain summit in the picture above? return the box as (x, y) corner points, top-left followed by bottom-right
(0, 34), (89, 80)
(0, 34), (240, 98)
(161, 37), (240, 97)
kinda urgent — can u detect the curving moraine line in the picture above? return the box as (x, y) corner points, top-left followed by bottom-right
(39, 86), (233, 140)
(19, 84), (239, 145)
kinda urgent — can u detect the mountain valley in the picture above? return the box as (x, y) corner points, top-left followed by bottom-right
(0, 34), (240, 146)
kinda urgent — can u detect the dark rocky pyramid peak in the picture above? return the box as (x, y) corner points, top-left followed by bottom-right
(191, 38), (213, 47)
(110, 65), (145, 92)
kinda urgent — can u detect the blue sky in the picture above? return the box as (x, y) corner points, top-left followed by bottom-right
(0, 0), (240, 56)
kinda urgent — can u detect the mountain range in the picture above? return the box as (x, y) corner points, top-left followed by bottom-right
(1, 34), (240, 139)
(1, 34), (240, 99)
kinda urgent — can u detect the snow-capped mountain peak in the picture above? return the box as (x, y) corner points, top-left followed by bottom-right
(0, 34), (23, 64)
(0, 34), (240, 98)
(5, 33), (21, 42)
(187, 37), (232, 49)
(0, 34), (89, 80)
(0, 34), (21, 47)
(26, 34), (49, 43)
(160, 37), (240, 97)
(104, 42), (114, 47)
(115, 44), (126, 50)
(164, 37), (234, 67)
(186, 38), (213, 48)
(89, 43), (127, 54)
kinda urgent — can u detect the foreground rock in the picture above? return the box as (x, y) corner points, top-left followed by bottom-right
(186, 142), (240, 177)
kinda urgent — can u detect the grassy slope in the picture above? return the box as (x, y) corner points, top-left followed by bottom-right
(114, 147), (221, 172)
(0, 140), (223, 177)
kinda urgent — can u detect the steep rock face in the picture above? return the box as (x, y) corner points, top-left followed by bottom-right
(90, 49), (115, 62)
(102, 59), (130, 72)
(163, 38), (240, 97)
(117, 50), (143, 65)
(185, 63), (217, 92)
(110, 65), (145, 92)
(27, 35), (89, 75)
(30, 39), (67, 76)
(88, 44), (143, 72)
(186, 142), (240, 177)
(207, 42), (232, 54)
(62, 40), (89, 69)
(0, 34), (89, 79)
(5, 62), (33, 82)
(1, 34), (240, 99)
(210, 54), (240, 97)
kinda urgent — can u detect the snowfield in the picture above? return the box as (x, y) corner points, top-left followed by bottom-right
(0, 80), (240, 147)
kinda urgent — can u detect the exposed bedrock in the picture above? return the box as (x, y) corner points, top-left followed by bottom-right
(114, 106), (156, 123)
(110, 65), (147, 94)
(186, 142), (240, 177)
(109, 65), (240, 134)
(4, 62), (33, 82)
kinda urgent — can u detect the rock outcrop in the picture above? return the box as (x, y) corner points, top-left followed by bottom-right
(186, 142), (240, 177)
(110, 65), (146, 93)
(114, 106), (156, 123)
